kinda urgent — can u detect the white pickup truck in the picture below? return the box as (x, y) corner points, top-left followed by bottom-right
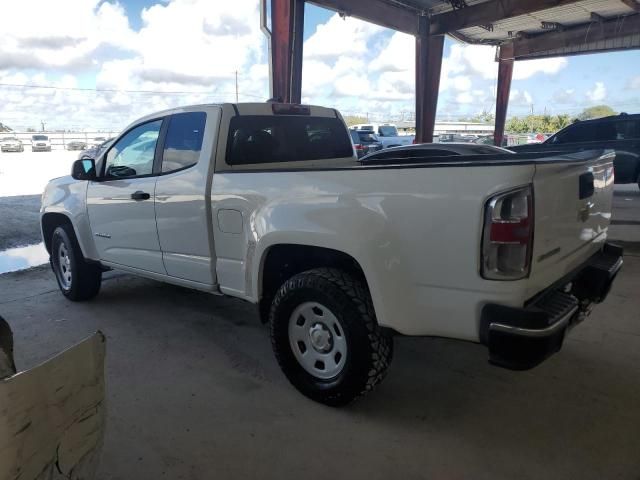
(41, 103), (622, 406)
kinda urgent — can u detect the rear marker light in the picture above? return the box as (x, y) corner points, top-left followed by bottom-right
(481, 185), (533, 280)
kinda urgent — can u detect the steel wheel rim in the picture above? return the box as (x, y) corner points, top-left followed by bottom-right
(288, 301), (347, 380)
(55, 241), (72, 289)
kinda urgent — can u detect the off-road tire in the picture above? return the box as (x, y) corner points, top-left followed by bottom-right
(270, 268), (393, 406)
(51, 225), (102, 301)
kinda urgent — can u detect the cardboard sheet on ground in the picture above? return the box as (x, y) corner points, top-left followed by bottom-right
(0, 326), (105, 480)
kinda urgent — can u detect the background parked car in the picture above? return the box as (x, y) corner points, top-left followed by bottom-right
(474, 135), (508, 147)
(361, 142), (513, 162)
(350, 123), (414, 148)
(510, 113), (640, 188)
(79, 138), (114, 160)
(438, 133), (474, 143)
(88, 137), (107, 148)
(350, 130), (383, 158)
(66, 141), (88, 151)
(0, 137), (24, 152)
(31, 134), (51, 152)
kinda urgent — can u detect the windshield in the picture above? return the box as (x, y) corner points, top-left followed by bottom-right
(2, 137), (18, 141)
(378, 126), (398, 137)
(32, 135), (48, 140)
(357, 132), (378, 143)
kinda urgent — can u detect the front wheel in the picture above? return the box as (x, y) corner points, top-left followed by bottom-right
(51, 225), (102, 301)
(270, 268), (393, 406)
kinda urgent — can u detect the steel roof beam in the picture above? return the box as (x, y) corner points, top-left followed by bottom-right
(306, 0), (420, 35)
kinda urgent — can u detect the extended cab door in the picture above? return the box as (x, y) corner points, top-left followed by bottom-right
(154, 109), (219, 286)
(87, 118), (166, 274)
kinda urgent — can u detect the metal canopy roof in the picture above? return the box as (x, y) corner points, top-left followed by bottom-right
(308, 0), (640, 59)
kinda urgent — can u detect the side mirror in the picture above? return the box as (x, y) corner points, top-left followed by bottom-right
(71, 159), (96, 181)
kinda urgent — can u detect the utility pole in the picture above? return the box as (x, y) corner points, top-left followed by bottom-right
(235, 70), (239, 103)
(41, 120), (46, 132)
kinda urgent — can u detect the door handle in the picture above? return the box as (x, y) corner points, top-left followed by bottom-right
(131, 191), (150, 201)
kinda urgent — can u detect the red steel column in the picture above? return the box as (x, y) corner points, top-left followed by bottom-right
(290, 0), (304, 104)
(494, 42), (514, 147)
(270, 0), (304, 103)
(415, 16), (444, 144)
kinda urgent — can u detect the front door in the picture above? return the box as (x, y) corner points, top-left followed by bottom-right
(87, 119), (166, 274)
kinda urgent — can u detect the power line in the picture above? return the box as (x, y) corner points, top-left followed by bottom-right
(0, 82), (267, 99)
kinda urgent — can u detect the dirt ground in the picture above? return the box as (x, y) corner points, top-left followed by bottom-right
(1, 255), (639, 480)
(0, 194), (40, 249)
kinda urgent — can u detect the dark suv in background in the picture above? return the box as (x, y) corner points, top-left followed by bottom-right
(510, 113), (640, 188)
(350, 129), (383, 158)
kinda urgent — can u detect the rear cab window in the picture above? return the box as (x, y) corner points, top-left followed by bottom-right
(377, 125), (398, 137)
(225, 114), (353, 166)
(356, 132), (379, 143)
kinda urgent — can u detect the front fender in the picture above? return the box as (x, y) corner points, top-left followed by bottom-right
(41, 177), (99, 260)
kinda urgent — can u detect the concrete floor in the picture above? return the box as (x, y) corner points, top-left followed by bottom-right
(1, 253), (639, 479)
(1, 183), (638, 479)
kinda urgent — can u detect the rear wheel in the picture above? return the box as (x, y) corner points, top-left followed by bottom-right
(270, 268), (393, 406)
(51, 225), (102, 301)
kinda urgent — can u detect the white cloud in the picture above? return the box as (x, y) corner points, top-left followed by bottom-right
(509, 89), (533, 107)
(586, 82), (607, 102)
(627, 76), (640, 90)
(0, 0), (270, 130)
(514, 57), (567, 80)
(444, 43), (567, 81)
(0, 0), (136, 70)
(456, 92), (474, 104)
(552, 88), (575, 104)
(304, 14), (384, 62)
(0, 0), (589, 130)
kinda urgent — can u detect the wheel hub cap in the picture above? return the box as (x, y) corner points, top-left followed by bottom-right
(56, 242), (72, 289)
(309, 323), (333, 352)
(288, 302), (347, 380)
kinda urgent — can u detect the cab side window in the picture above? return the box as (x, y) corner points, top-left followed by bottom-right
(161, 112), (207, 173)
(104, 120), (162, 178)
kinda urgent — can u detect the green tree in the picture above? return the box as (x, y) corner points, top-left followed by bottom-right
(577, 105), (616, 120)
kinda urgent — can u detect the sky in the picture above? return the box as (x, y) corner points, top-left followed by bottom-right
(0, 0), (638, 131)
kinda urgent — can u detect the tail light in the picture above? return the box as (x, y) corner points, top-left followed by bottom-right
(354, 144), (364, 151)
(481, 185), (533, 280)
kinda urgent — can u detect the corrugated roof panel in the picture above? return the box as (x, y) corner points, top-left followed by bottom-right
(453, 0), (636, 42)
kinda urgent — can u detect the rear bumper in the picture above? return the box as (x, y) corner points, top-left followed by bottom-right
(480, 243), (623, 370)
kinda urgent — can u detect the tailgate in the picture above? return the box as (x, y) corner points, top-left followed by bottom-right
(528, 150), (615, 294)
